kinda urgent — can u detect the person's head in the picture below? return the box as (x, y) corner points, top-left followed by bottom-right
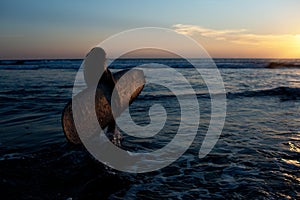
(84, 47), (107, 87)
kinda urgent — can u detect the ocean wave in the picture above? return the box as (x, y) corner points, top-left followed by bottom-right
(138, 87), (300, 101)
(136, 92), (211, 101)
(1, 59), (300, 70)
(266, 62), (300, 68)
(0, 59), (82, 70)
(227, 87), (300, 100)
(0, 65), (81, 70)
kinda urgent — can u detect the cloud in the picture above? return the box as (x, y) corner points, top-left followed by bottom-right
(172, 24), (299, 46)
(173, 24), (246, 39)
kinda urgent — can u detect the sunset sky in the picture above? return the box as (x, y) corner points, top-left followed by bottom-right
(1, 0), (300, 59)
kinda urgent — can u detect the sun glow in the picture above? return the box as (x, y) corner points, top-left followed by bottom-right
(296, 35), (300, 47)
(173, 24), (300, 58)
(289, 35), (300, 57)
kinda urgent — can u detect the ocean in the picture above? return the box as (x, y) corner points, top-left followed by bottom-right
(0, 58), (299, 199)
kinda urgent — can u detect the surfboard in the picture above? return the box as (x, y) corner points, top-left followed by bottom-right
(62, 69), (145, 144)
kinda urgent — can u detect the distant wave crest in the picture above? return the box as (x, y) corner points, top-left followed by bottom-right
(1, 59), (300, 70)
(137, 87), (300, 101)
(228, 87), (300, 100)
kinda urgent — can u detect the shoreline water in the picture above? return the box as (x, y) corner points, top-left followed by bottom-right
(0, 59), (299, 199)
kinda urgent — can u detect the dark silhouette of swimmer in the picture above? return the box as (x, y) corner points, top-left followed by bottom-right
(83, 47), (120, 144)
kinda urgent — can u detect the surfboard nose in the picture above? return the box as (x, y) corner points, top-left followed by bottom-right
(62, 69), (145, 144)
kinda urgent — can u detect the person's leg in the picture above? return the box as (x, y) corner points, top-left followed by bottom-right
(106, 120), (122, 147)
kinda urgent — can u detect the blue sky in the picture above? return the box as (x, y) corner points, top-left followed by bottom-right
(1, 0), (300, 59)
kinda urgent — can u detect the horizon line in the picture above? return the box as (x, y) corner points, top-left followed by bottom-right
(1, 57), (300, 61)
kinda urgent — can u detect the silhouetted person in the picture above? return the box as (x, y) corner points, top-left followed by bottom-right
(83, 47), (120, 144)
(62, 48), (145, 145)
